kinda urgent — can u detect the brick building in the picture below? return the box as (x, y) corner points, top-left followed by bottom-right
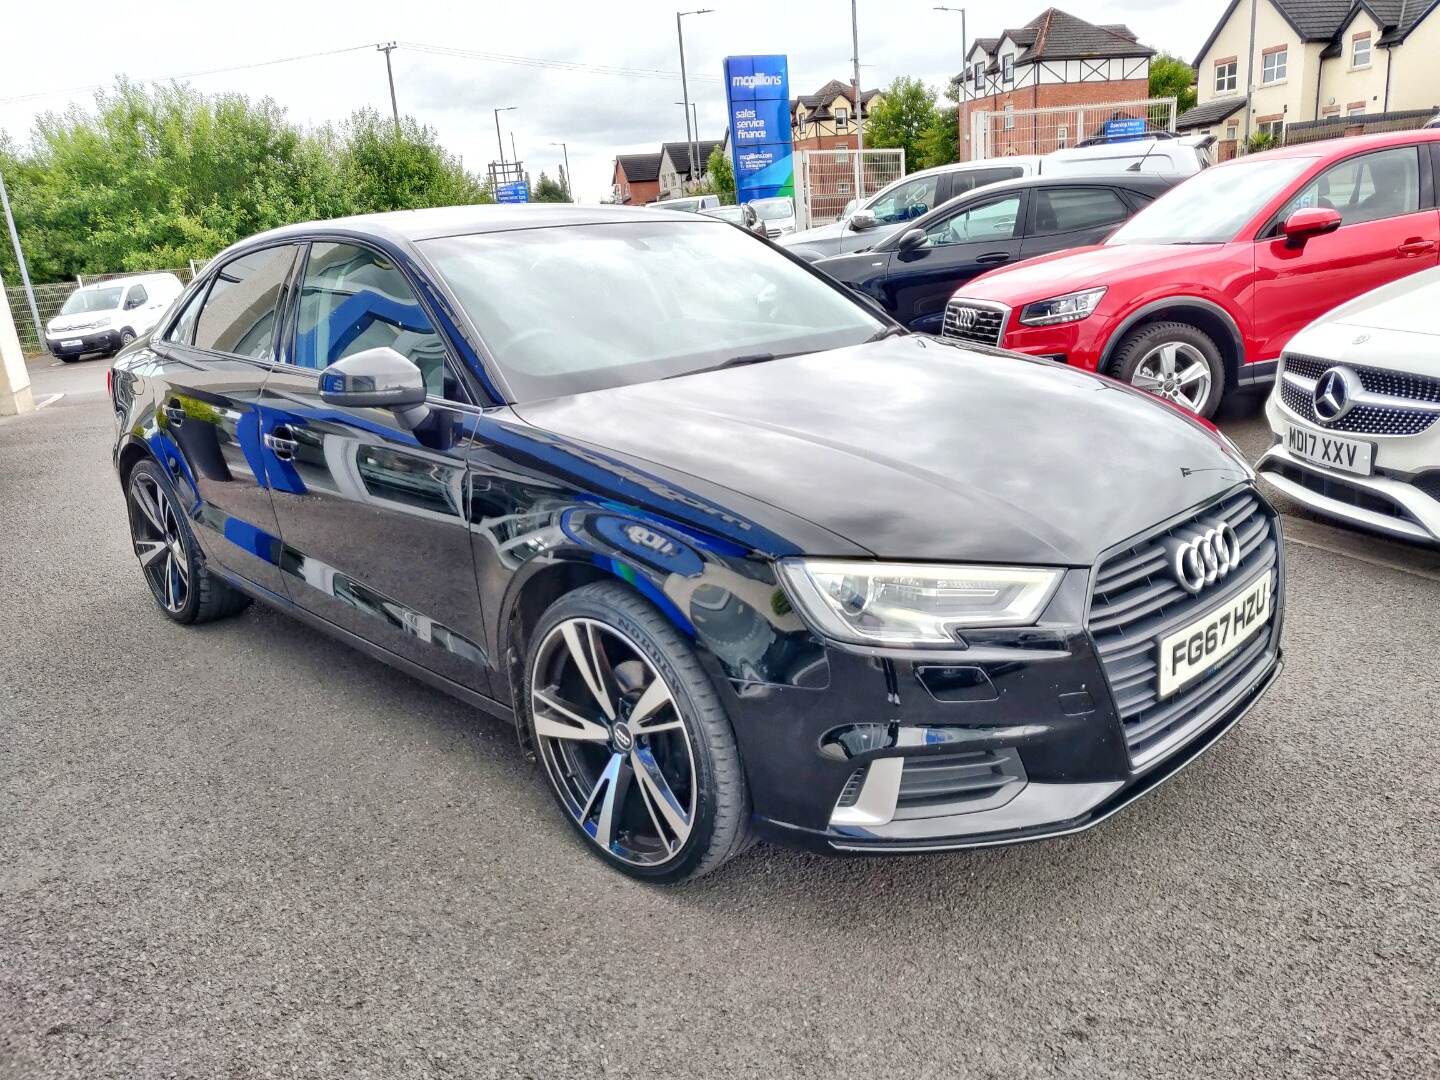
(611, 153), (662, 206)
(790, 79), (883, 151)
(959, 8), (1156, 158)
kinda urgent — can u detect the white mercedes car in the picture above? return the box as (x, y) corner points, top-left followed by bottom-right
(1258, 265), (1440, 543)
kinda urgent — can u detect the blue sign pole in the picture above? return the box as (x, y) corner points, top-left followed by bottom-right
(723, 55), (794, 206)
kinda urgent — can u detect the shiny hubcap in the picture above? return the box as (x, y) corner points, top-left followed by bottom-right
(531, 618), (695, 867)
(1131, 342), (1212, 412)
(128, 473), (189, 613)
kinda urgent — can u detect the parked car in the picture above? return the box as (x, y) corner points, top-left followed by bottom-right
(813, 174), (1176, 333)
(111, 205), (1282, 883)
(942, 130), (1440, 417)
(700, 204), (767, 235)
(45, 272), (184, 361)
(748, 196), (797, 238)
(781, 158), (1043, 261)
(652, 194), (720, 213)
(1046, 132), (1216, 178)
(1258, 264), (1440, 543)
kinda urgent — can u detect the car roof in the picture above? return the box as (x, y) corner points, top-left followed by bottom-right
(1220, 128), (1440, 165)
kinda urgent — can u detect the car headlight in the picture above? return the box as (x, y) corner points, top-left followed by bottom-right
(777, 559), (1063, 645)
(94, 316), (112, 328)
(1018, 287), (1106, 327)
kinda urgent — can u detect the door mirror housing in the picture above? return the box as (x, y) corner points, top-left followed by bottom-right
(896, 227), (927, 251)
(849, 209), (878, 232)
(319, 347), (430, 427)
(1281, 206), (1342, 248)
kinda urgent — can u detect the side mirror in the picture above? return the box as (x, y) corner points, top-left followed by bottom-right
(1281, 206), (1342, 248)
(319, 346), (430, 427)
(896, 227), (927, 251)
(125, 296), (143, 310)
(841, 198), (858, 219)
(849, 209), (878, 232)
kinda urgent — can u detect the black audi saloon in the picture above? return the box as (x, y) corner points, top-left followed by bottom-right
(110, 205), (1284, 882)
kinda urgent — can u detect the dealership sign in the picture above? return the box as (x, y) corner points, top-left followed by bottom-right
(723, 55), (794, 204)
(496, 181), (529, 204)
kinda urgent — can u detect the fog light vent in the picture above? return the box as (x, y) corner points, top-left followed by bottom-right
(836, 766), (868, 808)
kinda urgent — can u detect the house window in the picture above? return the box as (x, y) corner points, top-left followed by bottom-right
(1004, 103), (1015, 130)
(1352, 35), (1371, 68)
(974, 64), (984, 92)
(1225, 122), (1238, 141)
(1262, 47), (1287, 84)
(1347, 103), (1365, 117)
(1056, 125), (1069, 148)
(1214, 59), (1237, 93)
(836, 108), (849, 131)
(1257, 118), (1284, 139)
(1002, 55), (1014, 83)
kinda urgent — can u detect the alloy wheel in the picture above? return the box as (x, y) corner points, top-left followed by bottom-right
(531, 617), (696, 867)
(127, 472), (190, 614)
(1130, 342), (1212, 412)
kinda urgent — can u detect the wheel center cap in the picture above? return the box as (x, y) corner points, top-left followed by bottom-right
(611, 722), (634, 753)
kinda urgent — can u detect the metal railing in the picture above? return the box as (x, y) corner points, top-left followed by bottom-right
(794, 148), (906, 230)
(5, 267), (194, 353)
(970, 97), (1177, 160)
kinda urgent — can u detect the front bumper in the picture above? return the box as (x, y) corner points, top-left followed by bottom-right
(46, 329), (121, 357)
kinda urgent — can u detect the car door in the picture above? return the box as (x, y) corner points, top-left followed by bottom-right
(258, 239), (491, 694)
(1250, 144), (1440, 363)
(882, 191), (1027, 333)
(146, 244), (302, 597)
(1019, 185), (1135, 261)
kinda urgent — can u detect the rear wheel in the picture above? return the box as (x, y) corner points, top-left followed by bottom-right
(1110, 320), (1226, 418)
(125, 459), (250, 625)
(524, 582), (752, 884)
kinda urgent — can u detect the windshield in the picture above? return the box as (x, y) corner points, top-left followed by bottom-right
(1107, 156), (1315, 245)
(60, 286), (123, 315)
(750, 197), (793, 221)
(423, 220), (882, 400)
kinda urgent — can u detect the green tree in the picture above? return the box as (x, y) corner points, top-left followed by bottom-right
(532, 171), (571, 202)
(337, 108), (490, 213)
(696, 144), (735, 202)
(915, 106), (959, 169)
(863, 77), (940, 171)
(1245, 130), (1279, 154)
(1149, 53), (1198, 115)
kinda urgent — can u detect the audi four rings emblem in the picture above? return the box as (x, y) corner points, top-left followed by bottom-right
(1167, 522), (1243, 595)
(1313, 366), (1360, 423)
(952, 307), (978, 329)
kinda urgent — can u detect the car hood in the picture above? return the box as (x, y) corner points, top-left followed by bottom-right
(513, 336), (1250, 565)
(47, 311), (117, 333)
(780, 219), (848, 245)
(959, 242), (1221, 304)
(1319, 264), (1440, 336)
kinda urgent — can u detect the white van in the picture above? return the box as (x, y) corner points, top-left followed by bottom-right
(45, 272), (185, 362)
(653, 194), (722, 213)
(1042, 133), (1216, 178)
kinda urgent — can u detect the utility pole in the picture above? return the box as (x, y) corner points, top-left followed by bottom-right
(511, 131), (519, 166)
(377, 42), (400, 132)
(935, 7), (968, 161)
(0, 169), (43, 353)
(851, 0), (865, 197)
(676, 9), (714, 188)
(549, 142), (573, 199)
(494, 106), (517, 166)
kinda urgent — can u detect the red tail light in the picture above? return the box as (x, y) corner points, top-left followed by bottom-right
(106, 367), (114, 400)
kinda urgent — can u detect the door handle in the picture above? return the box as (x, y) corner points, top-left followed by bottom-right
(263, 425), (299, 461)
(975, 252), (1012, 265)
(163, 404), (187, 428)
(1397, 239), (1436, 257)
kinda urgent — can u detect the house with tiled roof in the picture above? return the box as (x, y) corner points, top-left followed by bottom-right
(1184, 0), (1440, 158)
(611, 152), (662, 205)
(657, 138), (727, 199)
(789, 79), (884, 150)
(959, 8), (1156, 159)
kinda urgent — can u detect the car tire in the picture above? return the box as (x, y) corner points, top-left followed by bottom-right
(58, 354), (79, 364)
(1109, 320), (1226, 419)
(125, 459), (251, 625)
(119, 329), (136, 348)
(524, 581), (753, 884)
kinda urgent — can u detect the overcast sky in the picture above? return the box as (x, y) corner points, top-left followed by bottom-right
(1, 0), (1222, 204)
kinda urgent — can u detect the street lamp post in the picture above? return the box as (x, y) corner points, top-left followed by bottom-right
(935, 7), (969, 161)
(549, 142), (572, 200)
(494, 106), (517, 166)
(676, 8), (714, 188)
(851, 0), (864, 197)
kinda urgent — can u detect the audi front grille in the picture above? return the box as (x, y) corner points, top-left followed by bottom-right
(1280, 353), (1440, 436)
(1088, 488), (1281, 769)
(941, 299), (1007, 347)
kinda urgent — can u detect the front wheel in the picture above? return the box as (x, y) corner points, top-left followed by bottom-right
(1110, 321), (1226, 418)
(524, 582), (752, 884)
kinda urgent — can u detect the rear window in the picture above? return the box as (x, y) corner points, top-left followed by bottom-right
(1029, 187), (1130, 236)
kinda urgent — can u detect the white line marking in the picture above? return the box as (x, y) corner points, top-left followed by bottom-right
(1280, 514), (1440, 584)
(33, 393), (64, 410)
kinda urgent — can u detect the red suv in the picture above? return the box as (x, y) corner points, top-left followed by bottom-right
(942, 130), (1440, 416)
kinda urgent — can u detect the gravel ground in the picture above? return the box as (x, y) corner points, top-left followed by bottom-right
(2, 363), (1438, 1079)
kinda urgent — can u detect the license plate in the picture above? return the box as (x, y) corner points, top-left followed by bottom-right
(60, 339), (82, 348)
(1286, 423), (1372, 476)
(1158, 573), (1274, 699)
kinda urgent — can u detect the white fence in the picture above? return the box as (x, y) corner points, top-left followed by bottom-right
(794, 148), (906, 231)
(970, 97), (1177, 160)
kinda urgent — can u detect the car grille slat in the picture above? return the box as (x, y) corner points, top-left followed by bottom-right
(890, 748), (1026, 817)
(1281, 353), (1440, 435)
(941, 300), (1006, 347)
(1088, 489), (1281, 769)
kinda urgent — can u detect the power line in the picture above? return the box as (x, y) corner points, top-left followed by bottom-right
(399, 41), (722, 83)
(0, 44), (377, 107)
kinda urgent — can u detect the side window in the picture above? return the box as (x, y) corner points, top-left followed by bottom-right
(165, 284), (208, 345)
(1281, 147), (1421, 227)
(293, 242), (451, 399)
(124, 284), (148, 310)
(948, 167), (1024, 201)
(923, 194), (1022, 247)
(1029, 187), (1131, 236)
(870, 174), (941, 225)
(193, 246), (299, 360)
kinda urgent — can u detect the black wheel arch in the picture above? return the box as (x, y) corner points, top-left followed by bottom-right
(1100, 297), (1244, 389)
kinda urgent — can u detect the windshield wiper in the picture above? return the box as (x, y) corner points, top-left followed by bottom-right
(665, 352), (781, 379)
(866, 325), (907, 342)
